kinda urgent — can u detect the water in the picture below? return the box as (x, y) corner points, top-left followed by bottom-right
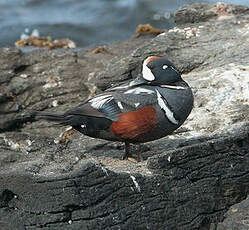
(1, 0), (248, 48)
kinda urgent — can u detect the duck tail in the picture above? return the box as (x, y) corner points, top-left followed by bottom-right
(34, 111), (68, 124)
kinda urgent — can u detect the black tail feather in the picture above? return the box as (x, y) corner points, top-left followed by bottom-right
(35, 111), (68, 124)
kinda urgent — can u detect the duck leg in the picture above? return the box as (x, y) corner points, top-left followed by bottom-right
(122, 142), (142, 162)
(136, 144), (142, 162)
(122, 142), (131, 160)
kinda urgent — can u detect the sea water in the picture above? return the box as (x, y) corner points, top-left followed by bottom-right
(0, 0), (248, 48)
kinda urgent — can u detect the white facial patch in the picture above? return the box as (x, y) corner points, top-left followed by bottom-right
(142, 57), (155, 81)
(117, 101), (124, 110)
(81, 124), (86, 128)
(124, 87), (154, 95)
(155, 89), (179, 125)
(89, 95), (113, 109)
(162, 65), (168, 70)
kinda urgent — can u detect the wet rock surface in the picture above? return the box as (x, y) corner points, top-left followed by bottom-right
(0, 2), (249, 230)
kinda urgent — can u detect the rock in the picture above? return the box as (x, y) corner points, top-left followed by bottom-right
(0, 125), (248, 230)
(216, 195), (249, 230)
(174, 2), (249, 25)
(0, 3), (249, 230)
(174, 3), (217, 24)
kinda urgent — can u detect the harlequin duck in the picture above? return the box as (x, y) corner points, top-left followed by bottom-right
(36, 56), (194, 161)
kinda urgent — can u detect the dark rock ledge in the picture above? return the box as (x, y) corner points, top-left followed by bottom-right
(0, 3), (249, 230)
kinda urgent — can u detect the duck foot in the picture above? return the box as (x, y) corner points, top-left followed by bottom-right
(122, 142), (143, 162)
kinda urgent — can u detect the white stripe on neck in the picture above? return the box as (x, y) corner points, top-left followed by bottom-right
(159, 84), (186, 90)
(155, 89), (179, 125)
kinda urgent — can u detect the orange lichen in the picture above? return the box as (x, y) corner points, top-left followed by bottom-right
(15, 36), (76, 49)
(92, 46), (106, 54)
(84, 46), (108, 54)
(43, 78), (60, 89)
(211, 2), (231, 16)
(55, 127), (77, 144)
(133, 24), (164, 38)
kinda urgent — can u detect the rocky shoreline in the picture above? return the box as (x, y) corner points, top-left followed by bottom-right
(0, 2), (249, 230)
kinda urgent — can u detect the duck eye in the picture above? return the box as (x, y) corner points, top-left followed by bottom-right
(162, 65), (168, 70)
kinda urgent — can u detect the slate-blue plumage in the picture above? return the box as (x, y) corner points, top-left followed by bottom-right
(36, 56), (194, 161)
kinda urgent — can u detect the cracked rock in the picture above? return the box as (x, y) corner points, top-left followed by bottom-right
(0, 3), (249, 230)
